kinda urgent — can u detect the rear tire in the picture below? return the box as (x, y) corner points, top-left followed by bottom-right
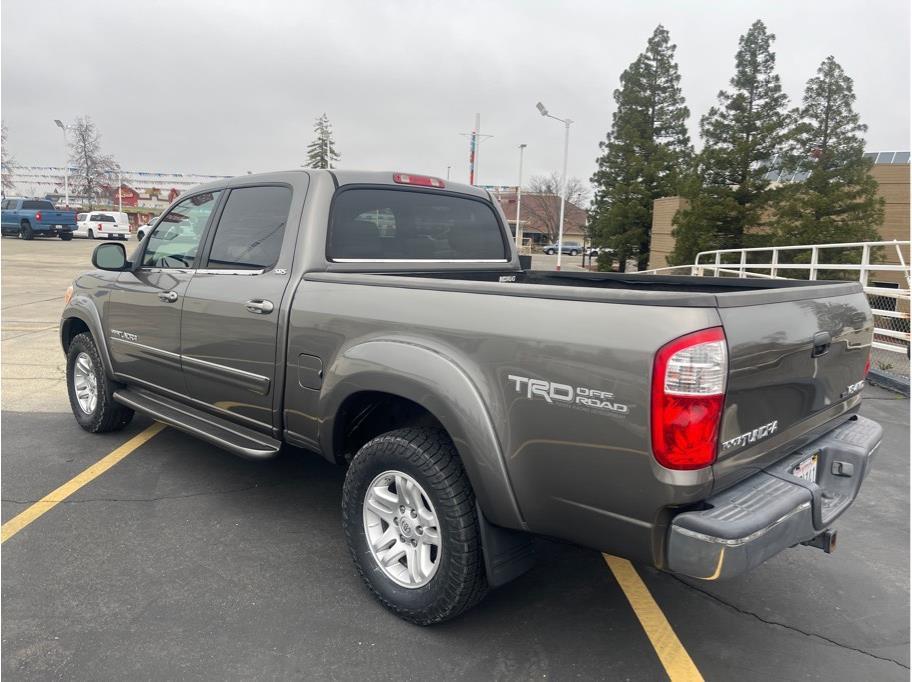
(88, 229), (95, 239)
(60, 232), (73, 241)
(342, 427), (488, 625)
(569, 249), (579, 256)
(66, 332), (134, 433)
(19, 221), (33, 240)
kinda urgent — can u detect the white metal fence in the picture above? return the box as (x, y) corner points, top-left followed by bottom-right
(645, 241), (911, 380)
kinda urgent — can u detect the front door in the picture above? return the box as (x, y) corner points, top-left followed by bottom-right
(106, 190), (222, 396)
(181, 185), (295, 431)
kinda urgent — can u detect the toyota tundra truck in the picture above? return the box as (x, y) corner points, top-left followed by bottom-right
(59, 170), (881, 625)
(2, 198), (76, 239)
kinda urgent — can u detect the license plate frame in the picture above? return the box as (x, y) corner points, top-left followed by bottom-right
(792, 452), (819, 483)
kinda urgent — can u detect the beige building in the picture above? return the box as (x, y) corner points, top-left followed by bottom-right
(647, 154), (910, 273)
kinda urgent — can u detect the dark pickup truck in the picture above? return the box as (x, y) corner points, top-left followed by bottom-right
(2, 198), (76, 239)
(60, 170), (881, 624)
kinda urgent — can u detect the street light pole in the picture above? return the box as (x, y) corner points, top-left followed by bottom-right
(54, 119), (69, 206)
(535, 102), (573, 272)
(515, 144), (527, 251)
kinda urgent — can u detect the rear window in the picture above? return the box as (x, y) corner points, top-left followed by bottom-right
(23, 200), (54, 210)
(328, 188), (507, 261)
(91, 214), (116, 222)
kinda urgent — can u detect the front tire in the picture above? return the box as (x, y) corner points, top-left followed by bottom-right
(545, 248), (555, 255)
(66, 332), (134, 433)
(342, 428), (488, 625)
(88, 229), (95, 240)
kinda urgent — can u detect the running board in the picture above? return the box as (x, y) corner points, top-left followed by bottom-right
(113, 387), (281, 459)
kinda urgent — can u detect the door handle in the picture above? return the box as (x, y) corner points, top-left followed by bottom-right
(245, 299), (274, 314)
(158, 291), (178, 303)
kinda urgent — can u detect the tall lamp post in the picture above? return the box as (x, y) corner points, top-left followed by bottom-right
(535, 102), (572, 271)
(53, 119), (69, 206)
(515, 144), (527, 251)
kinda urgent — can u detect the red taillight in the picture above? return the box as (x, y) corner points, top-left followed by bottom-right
(35, 211), (42, 221)
(864, 351), (871, 378)
(651, 327), (727, 470)
(393, 173), (445, 188)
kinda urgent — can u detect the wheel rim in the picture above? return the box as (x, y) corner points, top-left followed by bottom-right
(73, 351), (98, 414)
(363, 470), (441, 589)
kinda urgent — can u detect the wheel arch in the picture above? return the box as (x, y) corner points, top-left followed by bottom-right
(320, 340), (524, 529)
(60, 302), (115, 378)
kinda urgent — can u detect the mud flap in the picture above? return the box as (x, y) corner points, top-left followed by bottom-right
(476, 501), (536, 587)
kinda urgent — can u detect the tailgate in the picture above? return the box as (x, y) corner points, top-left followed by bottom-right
(40, 211), (74, 224)
(713, 287), (873, 490)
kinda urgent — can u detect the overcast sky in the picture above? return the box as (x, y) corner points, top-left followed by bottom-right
(2, 0), (909, 188)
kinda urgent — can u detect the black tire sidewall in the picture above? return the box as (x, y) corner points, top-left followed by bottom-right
(342, 431), (485, 623)
(66, 333), (132, 432)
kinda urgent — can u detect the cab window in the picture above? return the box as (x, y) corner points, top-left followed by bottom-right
(141, 191), (221, 269)
(206, 186), (291, 270)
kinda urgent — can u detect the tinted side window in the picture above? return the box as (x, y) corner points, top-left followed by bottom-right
(328, 189), (507, 261)
(77, 213), (87, 221)
(206, 186), (291, 270)
(142, 191), (221, 268)
(23, 200), (54, 210)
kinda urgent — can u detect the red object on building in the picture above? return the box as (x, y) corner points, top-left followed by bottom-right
(117, 184), (140, 207)
(168, 188), (181, 202)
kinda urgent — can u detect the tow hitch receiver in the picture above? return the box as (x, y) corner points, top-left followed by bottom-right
(802, 529), (838, 554)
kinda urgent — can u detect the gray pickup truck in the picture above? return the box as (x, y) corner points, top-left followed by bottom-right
(60, 170), (881, 624)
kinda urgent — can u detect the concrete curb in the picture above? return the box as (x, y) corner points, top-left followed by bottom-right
(867, 368), (910, 397)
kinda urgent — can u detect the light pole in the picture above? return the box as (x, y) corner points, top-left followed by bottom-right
(536, 102), (572, 271)
(54, 119), (69, 206)
(515, 144), (527, 251)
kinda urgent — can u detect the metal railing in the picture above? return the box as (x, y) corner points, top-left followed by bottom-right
(644, 241), (911, 379)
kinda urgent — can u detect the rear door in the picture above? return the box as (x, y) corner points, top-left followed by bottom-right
(180, 184), (296, 431)
(713, 287), (873, 487)
(106, 190), (222, 395)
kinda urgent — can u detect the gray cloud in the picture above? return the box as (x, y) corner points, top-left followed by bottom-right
(2, 0), (909, 187)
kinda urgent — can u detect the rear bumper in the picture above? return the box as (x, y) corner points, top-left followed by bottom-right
(666, 415), (882, 580)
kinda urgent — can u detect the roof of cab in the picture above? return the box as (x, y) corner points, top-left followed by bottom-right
(184, 169), (491, 200)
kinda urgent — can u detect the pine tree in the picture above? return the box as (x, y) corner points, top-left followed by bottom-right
(670, 20), (792, 265)
(306, 114), (341, 169)
(589, 25), (691, 271)
(768, 57), (883, 253)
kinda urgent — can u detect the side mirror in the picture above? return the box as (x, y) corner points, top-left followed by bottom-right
(92, 242), (129, 271)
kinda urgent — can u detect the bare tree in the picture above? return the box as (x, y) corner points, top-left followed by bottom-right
(68, 116), (119, 209)
(1, 121), (15, 194)
(522, 173), (590, 243)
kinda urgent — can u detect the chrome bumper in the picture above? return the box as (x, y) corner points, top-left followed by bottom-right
(666, 415), (882, 580)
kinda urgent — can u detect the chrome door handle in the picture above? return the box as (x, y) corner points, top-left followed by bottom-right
(158, 291), (178, 303)
(245, 299), (274, 314)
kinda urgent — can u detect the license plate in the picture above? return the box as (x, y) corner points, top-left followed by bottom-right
(792, 453), (819, 482)
(55, 224), (62, 229)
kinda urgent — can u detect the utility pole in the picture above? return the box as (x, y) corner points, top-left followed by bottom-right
(460, 113), (492, 186)
(515, 144), (526, 250)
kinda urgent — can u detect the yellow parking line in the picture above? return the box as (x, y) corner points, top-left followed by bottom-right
(604, 554), (704, 682)
(1, 422), (166, 543)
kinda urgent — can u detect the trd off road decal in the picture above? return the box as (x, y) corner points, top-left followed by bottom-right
(507, 374), (629, 415)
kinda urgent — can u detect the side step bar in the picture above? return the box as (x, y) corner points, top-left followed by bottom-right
(113, 387), (281, 459)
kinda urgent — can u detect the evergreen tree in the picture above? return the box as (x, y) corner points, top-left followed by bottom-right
(589, 25), (691, 271)
(769, 57), (883, 252)
(306, 113), (341, 169)
(670, 20), (791, 265)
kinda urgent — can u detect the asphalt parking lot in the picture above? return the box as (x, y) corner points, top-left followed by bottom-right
(2, 237), (909, 680)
